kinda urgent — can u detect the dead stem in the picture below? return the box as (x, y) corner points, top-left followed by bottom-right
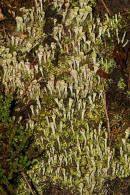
(21, 171), (36, 195)
(100, 0), (111, 16)
(101, 78), (111, 146)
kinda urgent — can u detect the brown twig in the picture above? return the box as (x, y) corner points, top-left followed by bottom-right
(101, 78), (111, 146)
(21, 171), (36, 195)
(100, 0), (111, 16)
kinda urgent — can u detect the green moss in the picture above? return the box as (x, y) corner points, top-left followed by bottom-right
(117, 77), (126, 90)
(0, 89), (34, 194)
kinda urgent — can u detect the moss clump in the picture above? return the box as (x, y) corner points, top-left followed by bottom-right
(0, 87), (34, 194)
(117, 77), (127, 90)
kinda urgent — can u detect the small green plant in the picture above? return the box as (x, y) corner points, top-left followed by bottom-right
(0, 90), (34, 194)
(0, 93), (13, 123)
(117, 77), (126, 90)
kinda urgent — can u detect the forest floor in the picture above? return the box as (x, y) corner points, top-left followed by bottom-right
(95, 2), (130, 194)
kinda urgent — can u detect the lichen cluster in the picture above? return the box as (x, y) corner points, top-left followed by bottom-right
(0, 0), (129, 194)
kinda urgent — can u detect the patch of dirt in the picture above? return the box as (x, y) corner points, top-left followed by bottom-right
(103, 175), (130, 195)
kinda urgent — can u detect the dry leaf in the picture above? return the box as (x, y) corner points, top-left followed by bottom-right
(0, 8), (6, 21)
(113, 43), (127, 68)
(6, 3), (16, 17)
(96, 68), (110, 79)
(10, 31), (28, 40)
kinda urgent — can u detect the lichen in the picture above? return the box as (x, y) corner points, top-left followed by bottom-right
(0, 0), (129, 194)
